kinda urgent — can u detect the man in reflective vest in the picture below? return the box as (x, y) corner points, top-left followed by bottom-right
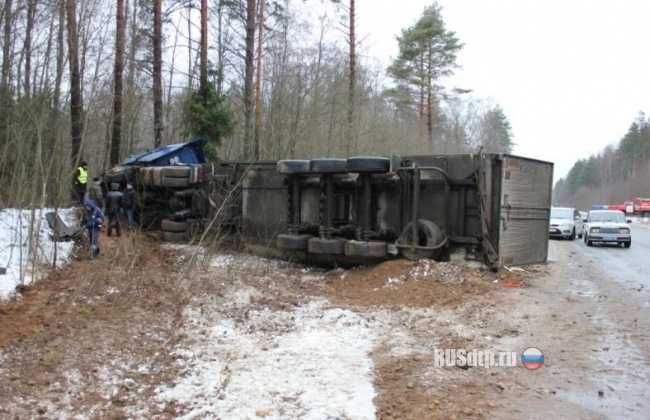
(73, 161), (88, 205)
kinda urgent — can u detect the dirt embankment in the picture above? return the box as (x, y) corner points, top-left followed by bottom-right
(1, 232), (539, 419)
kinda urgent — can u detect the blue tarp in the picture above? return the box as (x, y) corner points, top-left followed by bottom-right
(122, 138), (206, 166)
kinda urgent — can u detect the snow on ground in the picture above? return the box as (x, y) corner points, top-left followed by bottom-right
(142, 251), (488, 420)
(154, 299), (377, 420)
(0, 208), (78, 300)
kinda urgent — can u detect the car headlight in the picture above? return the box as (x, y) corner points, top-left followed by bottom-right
(619, 228), (630, 234)
(590, 227), (600, 233)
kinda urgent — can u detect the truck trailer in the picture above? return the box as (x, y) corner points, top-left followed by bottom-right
(103, 140), (554, 270)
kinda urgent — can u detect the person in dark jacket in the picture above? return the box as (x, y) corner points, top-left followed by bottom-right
(88, 176), (104, 210)
(84, 199), (104, 258)
(105, 183), (124, 237)
(121, 182), (139, 230)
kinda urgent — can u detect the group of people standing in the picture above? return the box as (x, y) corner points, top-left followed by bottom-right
(74, 162), (140, 258)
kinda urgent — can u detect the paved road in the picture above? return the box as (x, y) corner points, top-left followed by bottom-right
(556, 221), (650, 309)
(492, 225), (650, 419)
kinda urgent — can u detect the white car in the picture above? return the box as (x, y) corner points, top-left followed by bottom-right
(549, 207), (584, 240)
(583, 210), (632, 248)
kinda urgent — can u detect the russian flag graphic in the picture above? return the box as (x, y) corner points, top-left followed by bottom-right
(521, 347), (544, 370)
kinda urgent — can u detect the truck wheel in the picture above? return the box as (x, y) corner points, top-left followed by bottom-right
(277, 160), (310, 175)
(161, 219), (187, 232)
(309, 158), (347, 174)
(277, 233), (312, 251)
(397, 219), (444, 261)
(308, 237), (345, 254)
(346, 157), (391, 173)
(163, 230), (187, 242)
(344, 240), (387, 258)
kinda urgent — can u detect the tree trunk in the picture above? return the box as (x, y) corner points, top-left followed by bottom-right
(1, 0), (12, 88)
(243, 0), (255, 160)
(23, 0), (36, 99)
(200, 0), (208, 91)
(346, 0), (356, 156)
(125, 0), (138, 155)
(110, 0), (125, 166)
(254, 0), (264, 160)
(153, 0), (163, 147)
(66, 0), (83, 166)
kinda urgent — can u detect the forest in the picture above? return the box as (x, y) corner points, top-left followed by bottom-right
(553, 112), (650, 210)
(0, 0), (514, 207)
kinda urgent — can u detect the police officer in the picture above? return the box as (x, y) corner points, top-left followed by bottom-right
(73, 161), (89, 205)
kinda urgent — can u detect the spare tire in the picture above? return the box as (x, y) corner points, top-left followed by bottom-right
(277, 160), (310, 175)
(397, 219), (444, 261)
(346, 157), (391, 173)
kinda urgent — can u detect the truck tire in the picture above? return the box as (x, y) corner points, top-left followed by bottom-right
(161, 219), (187, 232)
(277, 233), (312, 251)
(277, 160), (310, 175)
(309, 158), (347, 174)
(344, 240), (387, 258)
(397, 219), (444, 261)
(161, 176), (190, 188)
(346, 157), (391, 173)
(308, 237), (345, 254)
(163, 230), (187, 242)
(162, 166), (191, 178)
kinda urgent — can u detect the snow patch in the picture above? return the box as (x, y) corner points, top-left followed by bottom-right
(0, 208), (77, 300)
(154, 300), (377, 420)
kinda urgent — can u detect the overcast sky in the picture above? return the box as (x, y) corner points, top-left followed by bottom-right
(351, 0), (650, 181)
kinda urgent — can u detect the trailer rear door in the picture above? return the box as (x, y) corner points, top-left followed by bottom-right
(497, 156), (553, 267)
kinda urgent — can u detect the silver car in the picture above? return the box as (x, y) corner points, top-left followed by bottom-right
(583, 210), (632, 248)
(549, 207), (584, 240)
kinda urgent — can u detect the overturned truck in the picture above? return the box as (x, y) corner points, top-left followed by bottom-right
(105, 139), (553, 269)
